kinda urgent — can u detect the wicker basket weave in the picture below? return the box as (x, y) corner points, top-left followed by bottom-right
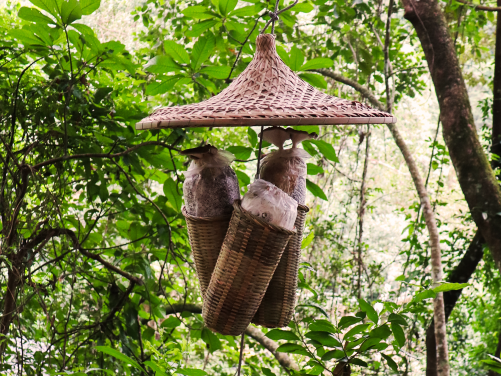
(182, 207), (232, 297)
(252, 204), (309, 328)
(202, 201), (296, 336)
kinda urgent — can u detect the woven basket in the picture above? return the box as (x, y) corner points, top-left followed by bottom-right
(182, 207), (232, 297)
(203, 201), (296, 336)
(252, 204), (309, 328)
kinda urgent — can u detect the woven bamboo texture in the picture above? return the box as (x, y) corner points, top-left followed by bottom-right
(202, 201), (296, 336)
(252, 204), (309, 328)
(136, 34), (396, 130)
(182, 207), (232, 297)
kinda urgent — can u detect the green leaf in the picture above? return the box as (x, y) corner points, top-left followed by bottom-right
(321, 349), (346, 361)
(300, 58), (333, 71)
(60, 0), (82, 25)
(146, 76), (182, 96)
(308, 319), (337, 333)
(182, 6), (217, 19)
(145, 56), (182, 74)
(306, 179), (327, 201)
(80, 0), (100, 15)
(391, 322), (405, 347)
(235, 170), (250, 186)
(305, 331), (342, 348)
(218, 0), (238, 16)
(199, 65), (231, 79)
(247, 127), (258, 147)
(395, 274), (406, 282)
(309, 140), (338, 162)
(177, 369), (207, 376)
(18, 7), (55, 24)
(261, 367), (277, 376)
(9, 29), (44, 46)
(409, 289), (436, 304)
(96, 346), (144, 371)
(29, 0), (61, 19)
(359, 337), (382, 352)
(381, 354), (398, 372)
(265, 329), (300, 341)
(201, 328), (221, 353)
(432, 282), (469, 293)
(292, 2), (314, 12)
(307, 163), (323, 175)
(338, 316), (363, 330)
(301, 232), (314, 249)
(191, 32), (215, 70)
(344, 323), (370, 339)
(144, 361), (168, 376)
(163, 178), (182, 212)
(71, 23), (95, 36)
(358, 298), (378, 324)
(227, 146), (252, 160)
(276, 45), (290, 66)
(350, 358), (368, 367)
(388, 313), (408, 326)
(276, 343), (309, 356)
(289, 46), (305, 71)
(229, 4), (263, 17)
(299, 73), (327, 89)
(297, 303), (330, 318)
(164, 40), (190, 65)
(186, 19), (219, 37)
(369, 325), (391, 339)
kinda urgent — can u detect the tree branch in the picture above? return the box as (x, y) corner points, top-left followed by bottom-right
(455, 0), (501, 11)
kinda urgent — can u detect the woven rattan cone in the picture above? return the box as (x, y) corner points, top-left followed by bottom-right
(202, 200), (295, 336)
(252, 204), (309, 328)
(182, 207), (232, 298)
(136, 34), (396, 130)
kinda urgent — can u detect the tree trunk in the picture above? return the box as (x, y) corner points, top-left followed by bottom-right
(493, 0), (501, 175)
(426, 231), (485, 376)
(401, 0), (501, 273)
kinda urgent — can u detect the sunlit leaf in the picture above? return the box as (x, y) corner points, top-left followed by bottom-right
(306, 179), (327, 201)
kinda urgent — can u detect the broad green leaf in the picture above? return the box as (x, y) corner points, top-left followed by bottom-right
(146, 76), (182, 96)
(29, 0), (61, 19)
(358, 299), (378, 324)
(265, 329), (300, 341)
(305, 331), (342, 348)
(292, 2), (314, 12)
(247, 127), (258, 147)
(306, 179), (327, 201)
(145, 56), (182, 74)
(276, 45), (290, 66)
(369, 325), (391, 339)
(229, 4), (263, 17)
(391, 322), (405, 347)
(359, 337), (382, 352)
(80, 0), (100, 15)
(199, 65), (231, 79)
(163, 178), (182, 212)
(201, 328), (221, 353)
(164, 40), (190, 65)
(9, 29), (44, 46)
(299, 73), (327, 89)
(296, 303), (329, 318)
(300, 58), (333, 71)
(235, 170), (251, 186)
(261, 367), (277, 376)
(388, 313), (408, 326)
(18, 7), (55, 24)
(196, 77), (217, 93)
(226, 146), (252, 160)
(301, 232), (314, 249)
(308, 319), (337, 333)
(289, 46), (305, 71)
(344, 323), (370, 339)
(338, 316), (363, 330)
(345, 337), (365, 350)
(182, 6), (217, 19)
(96, 346), (144, 371)
(186, 19), (219, 37)
(307, 139), (339, 162)
(307, 163), (324, 175)
(144, 361), (168, 376)
(350, 358), (368, 367)
(432, 282), (469, 293)
(409, 289), (436, 304)
(191, 33), (215, 70)
(395, 274), (406, 282)
(71, 23), (95, 36)
(276, 343), (309, 356)
(321, 349), (345, 361)
(60, 0), (82, 25)
(381, 354), (398, 372)
(177, 369), (207, 376)
(219, 0), (238, 16)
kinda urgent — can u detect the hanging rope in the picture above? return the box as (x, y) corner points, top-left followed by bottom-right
(255, 125), (265, 179)
(260, 0), (299, 34)
(235, 333), (245, 376)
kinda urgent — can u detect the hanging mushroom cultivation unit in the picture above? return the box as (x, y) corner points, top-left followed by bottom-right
(136, 34), (396, 336)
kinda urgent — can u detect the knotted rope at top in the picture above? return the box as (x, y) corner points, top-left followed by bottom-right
(261, 0), (299, 34)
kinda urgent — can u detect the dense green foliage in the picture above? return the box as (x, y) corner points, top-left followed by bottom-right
(0, 0), (500, 375)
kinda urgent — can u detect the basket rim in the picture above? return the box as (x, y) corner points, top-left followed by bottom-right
(182, 206), (233, 222)
(234, 200), (296, 235)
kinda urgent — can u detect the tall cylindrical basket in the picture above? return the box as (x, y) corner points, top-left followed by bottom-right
(252, 204), (309, 328)
(182, 207), (232, 297)
(203, 201), (295, 336)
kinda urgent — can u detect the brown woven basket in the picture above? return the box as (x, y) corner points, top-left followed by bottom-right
(182, 207), (232, 297)
(202, 200), (296, 336)
(252, 204), (309, 328)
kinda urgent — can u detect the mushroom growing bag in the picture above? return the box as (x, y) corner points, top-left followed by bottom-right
(182, 145), (240, 217)
(260, 148), (310, 205)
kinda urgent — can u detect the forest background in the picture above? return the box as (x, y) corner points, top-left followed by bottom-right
(0, 0), (500, 374)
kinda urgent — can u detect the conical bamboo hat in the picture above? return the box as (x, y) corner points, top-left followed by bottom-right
(136, 34), (396, 130)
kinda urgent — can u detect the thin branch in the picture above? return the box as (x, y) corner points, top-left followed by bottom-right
(455, 0), (501, 11)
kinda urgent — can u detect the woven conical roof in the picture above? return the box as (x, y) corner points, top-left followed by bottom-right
(136, 34), (396, 130)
